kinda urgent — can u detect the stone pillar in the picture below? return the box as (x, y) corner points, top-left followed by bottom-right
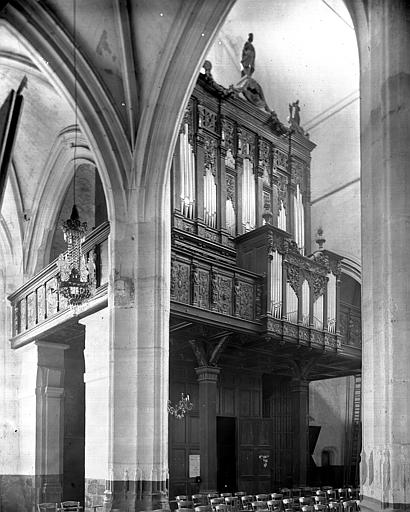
(290, 376), (309, 487)
(356, 2), (410, 510)
(36, 341), (69, 503)
(195, 366), (220, 493)
(90, 204), (170, 512)
(81, 311), (110, 511)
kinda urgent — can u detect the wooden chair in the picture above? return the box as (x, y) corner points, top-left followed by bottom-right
(301, 506), (314, 512)
(328, 503), (341, 512)
(342, 501), (358, 512)
(179, 508), (194, 512)
(267, 499), (282, 511)
(211, 497), (225, 511)
(178, 501), (193, 509)
(195, 506), (211, 512)
(176, 496), (189, 502)
(271, 494), (283, 501)
(241, 496), (255, 510)
(255, 495), (269, 502)
(326, 491), (337, 502)
(221, 494), (233, 498)
(314, 497), (327, 506)
(208, 494), (220, 504)
(280, 489), (292, 499)
(215, 505), (230, 512)
(60, 502), (81, 512)
(251, 501), (268, 512)
(313, 506), (326, 512)
(299, 497), (312, 507)
(337, 490), (348, 502)
(193, 495), (207, 506)
(225, 496), (239, 511)
(282, 499), (294, 512)
(37, 503), (59, 512)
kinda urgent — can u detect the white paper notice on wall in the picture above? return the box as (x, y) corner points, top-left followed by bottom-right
(189, 454), (200, 477)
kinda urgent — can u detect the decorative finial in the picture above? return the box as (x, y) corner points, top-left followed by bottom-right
(315, 227), (326, 250)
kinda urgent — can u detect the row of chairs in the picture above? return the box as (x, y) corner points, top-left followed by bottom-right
(38, 501), (83, 512)
(174, 489), (360, 512)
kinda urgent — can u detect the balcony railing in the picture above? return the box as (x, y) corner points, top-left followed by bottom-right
(171, 251), (263, 323)
(9, 222), (110, 338)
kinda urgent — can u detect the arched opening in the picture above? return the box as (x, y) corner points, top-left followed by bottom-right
(168, 0), (360, 497)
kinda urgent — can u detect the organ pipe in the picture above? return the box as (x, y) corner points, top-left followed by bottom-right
(327, 273), (337, 332)
(179, 124), (195, 219)
(242, 159), (256, 231)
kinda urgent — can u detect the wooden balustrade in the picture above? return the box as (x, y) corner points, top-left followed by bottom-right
(8, 222), (110, 338)
(171, 251), (262, 322)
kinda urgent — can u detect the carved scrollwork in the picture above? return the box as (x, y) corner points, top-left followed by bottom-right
(198, 104), (218, 133)
(181, 99), (194, 145)
(258, 138), (271, 174)
(171, 260), (190, 303)
(266, 230), (285, 254)
(273, 148), (288, 171)
(211, 269), (232, 315)
(286, 263), (302, 296)
(308, 273), (328, 302)
(299, 326), (310, 343)
(255, 283), (263, 318)
(234, 278), (254, 320)
(226, 173), (236, 207)
(238, 127), (255, 162)
(221, 117), (235, 152)
(311, 251), (330, 271)
(263, 190), (272, 213)
(203, 136), (217, 176)
(273, 173), (288, 212)
(291, 158), (306, 191)
(310, 330), (323, 346)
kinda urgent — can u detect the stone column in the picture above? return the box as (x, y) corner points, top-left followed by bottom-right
(355, 1), (410, 510)
(81, 311), (110, 510)
(35, 341), (69, 503)
(195, 366), (220, 493)
(290, 376), (309, 487)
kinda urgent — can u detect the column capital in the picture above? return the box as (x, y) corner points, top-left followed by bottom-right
(195, 365), (220, 382)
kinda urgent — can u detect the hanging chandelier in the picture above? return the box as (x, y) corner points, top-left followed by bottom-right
(168, 393), (193, 419)
(57, 204), (96, 306)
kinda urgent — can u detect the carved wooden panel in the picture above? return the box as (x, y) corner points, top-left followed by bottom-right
(220, 387), (236, 416)
(234, 280), (254, 320)
(239, 390), (252, 417)
(211, 272), (232, 315)
(270, 377), (292, 488)
(37, 285), (46, 322)
(27, 291), (36, 329)
(197, 269), (210, 309)
(59, 292), (69, 312)
(273, 148), (288, 171)
(19, 298), (26, 332)
(46, 278), (58, 316)
(171, 260), (190, 303)
(226, 173), (236, 208)
(198, 104), (218, 134)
